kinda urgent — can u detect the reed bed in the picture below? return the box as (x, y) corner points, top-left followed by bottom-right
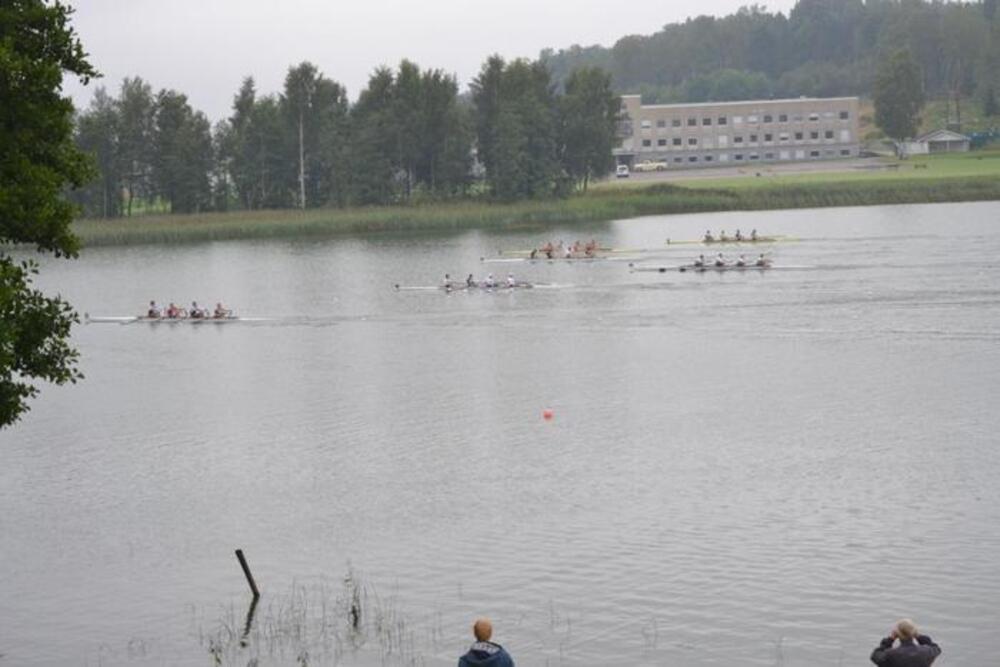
(73, 175), (1000, 247)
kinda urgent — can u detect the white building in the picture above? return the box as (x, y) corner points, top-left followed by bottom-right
(615, 95), (861, 169)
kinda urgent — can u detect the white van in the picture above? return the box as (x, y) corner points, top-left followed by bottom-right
(615, 164), (630, 178)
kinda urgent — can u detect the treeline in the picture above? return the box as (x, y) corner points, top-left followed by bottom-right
(541, 0), (1000, 106)
(71, 59), (618, 218)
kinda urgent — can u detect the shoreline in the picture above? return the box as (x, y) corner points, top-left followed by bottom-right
(71, 154), (1000, 247)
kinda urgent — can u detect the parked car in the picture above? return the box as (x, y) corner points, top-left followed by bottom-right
(615, 164), (630, 178)
(633, 159), (668, 172)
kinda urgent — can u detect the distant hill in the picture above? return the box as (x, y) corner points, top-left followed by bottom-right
(540, 0), (999, 106)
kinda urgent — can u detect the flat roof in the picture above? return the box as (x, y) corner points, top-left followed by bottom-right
(621, 95), (858, 111)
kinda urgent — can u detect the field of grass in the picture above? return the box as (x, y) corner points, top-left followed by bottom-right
(72, 151), (1000, 247)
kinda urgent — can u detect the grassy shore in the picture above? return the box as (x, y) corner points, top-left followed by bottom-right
(72, 152), (1000, 247)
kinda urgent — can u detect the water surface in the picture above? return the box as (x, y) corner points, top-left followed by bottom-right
(3, 202), (999, 666)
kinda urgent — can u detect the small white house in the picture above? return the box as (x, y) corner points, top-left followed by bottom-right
(899, 129), (971, 156)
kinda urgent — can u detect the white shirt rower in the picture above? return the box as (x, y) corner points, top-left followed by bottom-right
(147, 300), (161, 318)
(755, 253), (769, 267)
(485, 273), (495, 287)
(714, 253), (726, 267)
(736, 254), (747, 267)
(507, 274), (516, 287)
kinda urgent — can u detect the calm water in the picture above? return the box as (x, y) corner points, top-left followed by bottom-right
(3, 202), (1000, 666)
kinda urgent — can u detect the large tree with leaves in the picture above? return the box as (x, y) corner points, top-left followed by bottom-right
(873, 48), (925, 153)
(558, 67), (620, 191)
(1, 0), (94, 427)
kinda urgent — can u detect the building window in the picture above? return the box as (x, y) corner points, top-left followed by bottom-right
(674, 157), (684, 163)
(794, 132), (803, 140)
(704, 155), (714, 162)
(763, 114), (773, 123)
(823, 111), (835, 119)
(702, 117), (712, 126)
(658, 138), (667, 146)
(840, 149), (851, 156)
(750, 134), (758, 142)
(733, 115), (744, 124)
(672, 119), (681, 128)
(734, 136), (744, 144)
(825, 130), (834, 139)
(642, 139), (651, 147)
(687, 117), (697, 127)
(839, 111), (850, 120)
(718, 116), (728, 125)
(764, 133), (773, 142)
(688, 156), (698, 162)
(673, 138), (682, 146)
(688, 138), (698, 146)
(735, 154), (744, 161)
(779, 132), (790, 142)
(810, 131), (819, 140)
(749, 153), (759, 161)
(810, 150), (820, 157)
(808, 113), (820, 121)
(840, 129), (851, 142)
(778, 114), (788, 122)
(656, 119), (666, 128)
(764, 152), (775, 160)
(640, 120), (651, 129)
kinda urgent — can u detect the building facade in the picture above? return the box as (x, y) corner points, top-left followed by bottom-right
(615, 95), (861, 169)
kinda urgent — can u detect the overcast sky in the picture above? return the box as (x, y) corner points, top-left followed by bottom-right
(64, 0), (798, 122)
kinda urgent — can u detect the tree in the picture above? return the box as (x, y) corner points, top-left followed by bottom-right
(558, 67), (620, 191)
(874, 48), (925, 153)
(985, 85), (999, 118)
(1, 0), (95, 427)
(116, 77), (154, 216)
(73, 87), (121, 218)
(150, 90), (213, 213)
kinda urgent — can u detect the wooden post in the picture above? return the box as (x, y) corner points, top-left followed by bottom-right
(235, 549), (260, 598)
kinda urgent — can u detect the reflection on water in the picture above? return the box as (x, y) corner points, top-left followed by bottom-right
(3, 202), (1000, 666)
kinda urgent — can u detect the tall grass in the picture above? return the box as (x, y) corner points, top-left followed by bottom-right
(72, 174), (1000, 247)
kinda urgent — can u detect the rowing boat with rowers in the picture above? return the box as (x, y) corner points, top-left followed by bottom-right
(394, 281), (540, 292)
(85, 314), (253, 324)
(480, 255), (634, 264)
(629, 263), (814, 273)
(665, 235), (796, 245)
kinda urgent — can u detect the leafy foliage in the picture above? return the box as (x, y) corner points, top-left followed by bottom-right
(874, 49), (925, 145)
(0, 0), (93, 426)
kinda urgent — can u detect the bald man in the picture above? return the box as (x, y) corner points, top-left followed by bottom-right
(870, 619), (941, 666)
(458, 617), (515, 667)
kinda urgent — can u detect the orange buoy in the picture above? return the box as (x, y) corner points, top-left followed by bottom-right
(542, 409), (554, 420)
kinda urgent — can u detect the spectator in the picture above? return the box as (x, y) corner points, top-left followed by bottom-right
(871, 618), (942, 666)
(458, 617), (515, 667)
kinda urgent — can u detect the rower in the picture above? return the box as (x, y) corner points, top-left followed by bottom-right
(750, 228), (758, 241)
(719, 230), (730, 242)
(755, 253), (769, 267)
(714, 252), (727, 267)
(165, 302), (185, 319)
(564, 244), (573, 258)
(529, 249), (537, 259)
(703, 230), (715, 243)
(735, 229), (743, 241)
(485, 273), (496, 288)
(736, 254), (747, 267)
(466, 273), (475, 287)
(507, 273), (516, 288)
(213, 302), (231, 318)
(190, 301), (205, 319)
(443, 273), (453, 291)
(147, 300), (161, 318)
(693, 254), (706, 268)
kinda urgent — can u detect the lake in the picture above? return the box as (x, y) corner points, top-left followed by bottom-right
(3, 201), (999, 666)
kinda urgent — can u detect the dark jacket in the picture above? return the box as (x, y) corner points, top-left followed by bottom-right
(458, 641), (515, 667)
(871, 634), (942, 667)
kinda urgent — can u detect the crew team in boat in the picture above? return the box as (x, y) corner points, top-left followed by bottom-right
(704, 228), (760, 243)
(144, 300), (232, 319)
(689, 252), (770, 269)
(529, 239), (600, 259)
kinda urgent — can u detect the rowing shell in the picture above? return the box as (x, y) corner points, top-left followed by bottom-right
(630, 264), (814, 273)
(480, 255), (633, 264)
(394, 282), (537, 292)
(85, 314), (252, 324)
(665, 235), (796, 246)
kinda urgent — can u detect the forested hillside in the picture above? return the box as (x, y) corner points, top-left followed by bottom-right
(541, 0), (999, 105)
